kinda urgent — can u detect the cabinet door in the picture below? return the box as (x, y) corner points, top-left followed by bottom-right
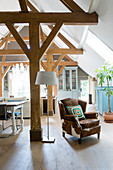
(72, 70), (76, 90)
(65, 70), (70, 90)
(59, 73), (63, 90)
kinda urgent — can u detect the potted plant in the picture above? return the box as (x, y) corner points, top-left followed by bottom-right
(96, 63), (113, 122)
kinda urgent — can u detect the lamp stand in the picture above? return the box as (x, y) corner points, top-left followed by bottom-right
(42, 85), (55, 143)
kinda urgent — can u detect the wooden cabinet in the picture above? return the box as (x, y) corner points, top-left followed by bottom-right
(96, 86), (113, 116)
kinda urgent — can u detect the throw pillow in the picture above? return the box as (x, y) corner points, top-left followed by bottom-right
(61, 98), (78, 115)
(71, 105), (85, 119)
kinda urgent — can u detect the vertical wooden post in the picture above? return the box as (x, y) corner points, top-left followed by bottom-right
(0, 66), (3, 97)
(29, 21), (42, 141)
(54, 68), (57, 97)
(47, 54), (54, 116)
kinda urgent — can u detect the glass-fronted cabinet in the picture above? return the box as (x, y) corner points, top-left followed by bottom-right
(58, 67), (78, 100)
(63, 67), (78, 91)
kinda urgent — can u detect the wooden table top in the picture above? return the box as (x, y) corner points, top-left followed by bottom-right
(0, 101), (26, 107)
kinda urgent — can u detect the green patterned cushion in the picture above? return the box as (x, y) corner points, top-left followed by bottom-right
(71, 105), (85, 119)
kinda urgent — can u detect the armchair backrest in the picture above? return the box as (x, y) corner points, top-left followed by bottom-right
(58, 101), (66, 119)
(58, 98), (87, 119)
(78, 99), (87, 113)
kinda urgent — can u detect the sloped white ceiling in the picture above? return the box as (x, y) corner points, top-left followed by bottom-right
(0, 0), (20, 11)
(0, 0), (113, 78)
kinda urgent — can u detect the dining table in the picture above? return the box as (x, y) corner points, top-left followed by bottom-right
(0, 101), (26, 135)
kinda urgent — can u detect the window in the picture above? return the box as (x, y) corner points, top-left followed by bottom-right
(86, 30), (113, 63)
(9, 64), (30, 99)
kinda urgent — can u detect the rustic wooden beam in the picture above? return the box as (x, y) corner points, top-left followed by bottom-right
(52, 54), (64, 71)
(0, 49), (24, 55)
(19, 0), (28, 12)
(57, 32), (76, 49)
(47, 48), (83, 54)
(29, 21), (40, 59)
(27, 0), (39, 13)
(54, 69), (57, 97)
(39, 22), (63, 58)
(47, 54), (54, 116)
(60, 0), (84, 13)
(0, 26), (18, 48)
(6, 23), (29, 57)
(40, 26), (46, 45)
(49, 25), (76, 49)
(64, 55), (73, 61)
(0, 12), (98, 25)
(41, 60), (47, 71)
(2, 41), (8, 63)
(43, 61), (78, 66)
(2, 66), (10, 79)
(57, 64), (66, 77)
(0, 48), (80, 56)
(7, 36), (29, 41)
(29, 21), (42, 141)
(58, 61), (78, 65)
(0, 66), (3, 97)
(0, 62), (29, 67)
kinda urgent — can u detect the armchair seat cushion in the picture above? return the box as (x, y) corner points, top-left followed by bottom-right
(79, 119), (100, 129)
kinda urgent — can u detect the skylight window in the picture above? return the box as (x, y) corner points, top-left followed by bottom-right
(86, 30), (113, 63)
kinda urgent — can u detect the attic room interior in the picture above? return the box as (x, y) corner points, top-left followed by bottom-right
(0, 0), (113, 169)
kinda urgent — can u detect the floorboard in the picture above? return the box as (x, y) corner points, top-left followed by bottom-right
(0, 104), (113, 170)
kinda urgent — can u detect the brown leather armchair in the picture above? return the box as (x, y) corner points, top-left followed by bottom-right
(59, 98), (101, 144)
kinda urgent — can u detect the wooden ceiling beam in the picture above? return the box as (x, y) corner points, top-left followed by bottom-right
(2, 41), (8, 63)
(26, 0), (39, 13)
(58, 61), (78, 65)
(0, 48), (83, 55)
(0, 26), (19, 48)
(6, 23), (29, 57)
(7, 36), (29, 41)
(19, 0), (28, 12)
(47, 48), (83, 55)
(52, 54), (65, 71)
(64, 55), (73, 61)
(49, 25), (76, 49)
(41, 60), (47, 71)
(0, 12), (98, 25)
(60, 0), (84, 13)
(0, 62), (29, 67)
(2, 66), (11, 79)
(43, 61), (78, 66)
(57, 32), (76, 49)
(57, 64), (66, 77)
(0, 49), (24, 55)
(40, 26), (46, 45)
(39, 22), (63, 58)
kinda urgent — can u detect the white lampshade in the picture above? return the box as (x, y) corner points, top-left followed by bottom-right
(35, 71), (57, 85)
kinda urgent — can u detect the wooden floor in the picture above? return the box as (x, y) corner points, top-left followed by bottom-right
(0, 104), (113, 170)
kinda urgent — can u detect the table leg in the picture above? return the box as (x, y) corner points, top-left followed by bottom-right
(11, 111), (17, 135)
(21, 105), (24, 129)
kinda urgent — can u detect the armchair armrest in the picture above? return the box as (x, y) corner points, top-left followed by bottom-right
(64, 115), (76, 121)
(84, 112), (98, 119)
(64, 115), (81, 129)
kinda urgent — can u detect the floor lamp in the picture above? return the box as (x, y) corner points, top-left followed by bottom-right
(35, 71), (57, 143)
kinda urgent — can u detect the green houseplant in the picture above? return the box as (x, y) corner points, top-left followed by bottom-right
(96, 63), (113, 113)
